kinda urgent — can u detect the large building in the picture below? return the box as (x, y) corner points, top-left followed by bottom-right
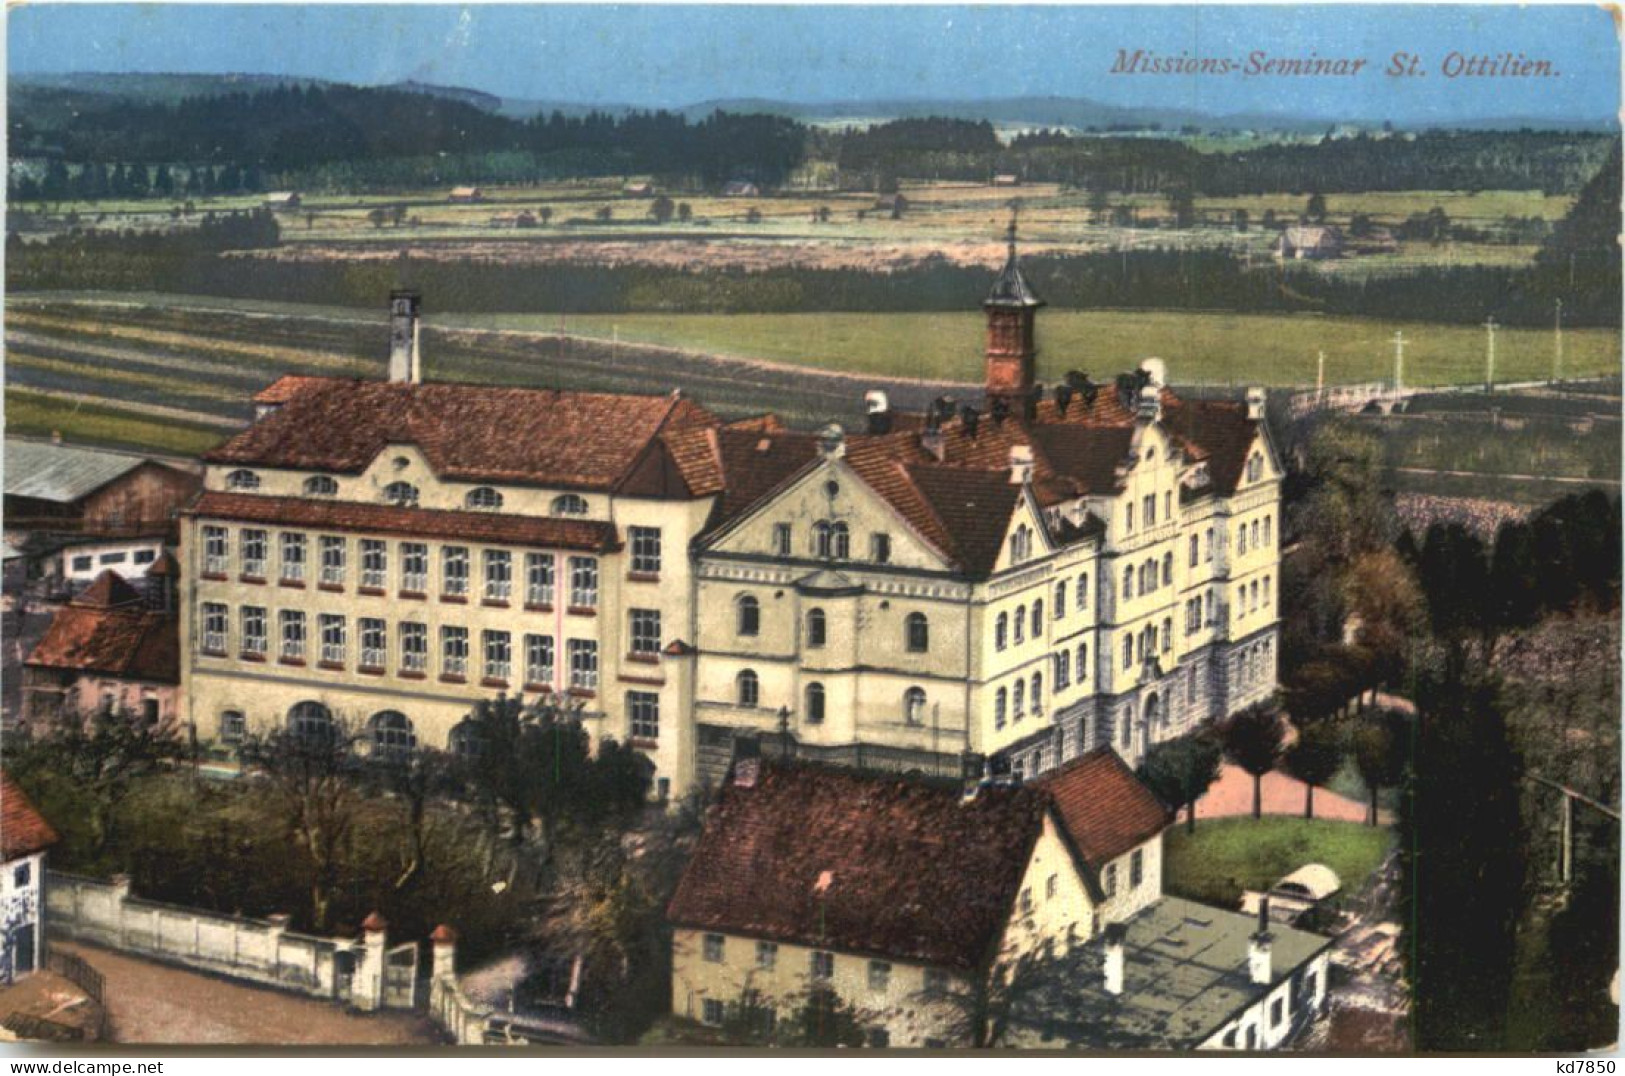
(178, 243), (1282, 794)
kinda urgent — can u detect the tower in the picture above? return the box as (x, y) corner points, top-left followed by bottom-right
(983, 219), (1044, 404)
(388, 289), (422, 384)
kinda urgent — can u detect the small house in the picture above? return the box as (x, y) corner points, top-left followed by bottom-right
(1277, 225), (1343, 260)
(623, 181), (654, 197)
(992, 174), (1023, 188)
(720, 181), (760, 198)
(262, 191), (302, 211)
(448, 186), (486, 204)
(0, 772), (59, 984)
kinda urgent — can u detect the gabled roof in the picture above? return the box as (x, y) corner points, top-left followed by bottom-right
(667, 761), (1051, 970)
(1, 773), (59, 861)
(1038, 747), (1174, 873)
(207, 378), (718, 495)
(4, 439), (169, 504)
(27, 573), (178, 684)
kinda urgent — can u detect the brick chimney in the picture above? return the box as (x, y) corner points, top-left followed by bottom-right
(388, 290), (422, 384)
(1102, 922), (1127, 995)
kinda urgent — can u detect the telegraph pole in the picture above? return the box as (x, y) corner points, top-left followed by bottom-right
(1483, 316), (1498, 393)
(1554, 298), (1564, 384)
(1316, 349), (1325, 404)
(1392, 330), (1407, 395)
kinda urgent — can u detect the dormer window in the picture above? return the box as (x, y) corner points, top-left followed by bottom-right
(552, 494), (589, 517)
(465, 487), (503, 511)
(383, 481), (419, 507)
(226, 469), (260, 491)
(303, 476), (338, 497)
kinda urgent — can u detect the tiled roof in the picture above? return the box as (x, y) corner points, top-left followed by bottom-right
(27, 573), (179, 684)
(667, 762), (1051, 970)
(208, 378), (717, 494)
(1, 772), (59, 861)
(1160, 399), (1260, 494)
(904, 465), (1025, 577)
(1039, 747), (1173, 874)
(188, 492), (620, 552)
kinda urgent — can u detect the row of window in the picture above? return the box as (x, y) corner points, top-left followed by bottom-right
(699, 934), (948, 996)
(199, 603), (603, 688)
(224, 469), (602, 519)
(1125, 489), (1175, 534)
(69, 549), (158, 572)
(737, 598), (931, 654)
(1123, 554), (1175, 603)
(993, 571), (1093, 653)
(733, 672), (931, 727)
(769, 519), (893, 564)
(200, 526), (643, 604)
(1236, 515), (1274, 557)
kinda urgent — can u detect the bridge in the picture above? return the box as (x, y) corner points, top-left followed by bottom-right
(1287, 381), (1418, 417)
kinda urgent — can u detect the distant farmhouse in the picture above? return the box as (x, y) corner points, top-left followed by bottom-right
(448, 186), (486, 204)
(721, 180), (760, 198)
(262, 191), (302, 211)
(623, 181), (655, 197)
(992, 173), (1023, 188)
(1276, 225), (1343, 260)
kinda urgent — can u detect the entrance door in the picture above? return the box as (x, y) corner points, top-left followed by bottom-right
(333, 948), (356, 1001)
(11, 924), (35, 977)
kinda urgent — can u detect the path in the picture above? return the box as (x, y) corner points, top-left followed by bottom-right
(1195, 762), (1392, 825)
(51, 941), (439, 1046)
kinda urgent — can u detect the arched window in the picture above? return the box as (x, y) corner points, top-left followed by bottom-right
(1263, 575), (1271, 608)
(1076, 572), (1089, 613)
(1075, 642), (1089, 683)
(736, 669), (760, 708)
(368, 710), (416, 759)
(1013, 605), (1025, 644)
(1264, 515), (1273, 546)
(449, 720), (484, 758)
(805, 682), (826, 724)
(995, 613), (1008, 651)
(1237, 524), (1248, 556)
(226, 469), (261, 491)
(465, 487), (503, 511)
(288, 700), (334, 744)
(219, 710), (246, 745)
(303, 475), (338, 497)
(1138, 563), (1151, 594)
(904, 687), (926, 726)
(806, 608), (827, 648)
(1251, 520), (1261, 549)
(1012, 679), (1026, 720)
(736, 594), (760, 636)
(383, 481), (419, 507)
(905, 612), (929, 653)
(1054, 580), (1067, 615)
(1162, 617), (1173, 653)
(1190, 534), (1200, 567)
(1123, 566), (1134, 601)
(994, 687), (1008, 729)
(830, 522), (851, 560)
(1162, 552), (1173, 586)
(1031, 672), (1043, 714)
(1031, 601), (1043, 637)
(1122, 633), (1134, 670)
(812, 521), (832, 558)
(551, 494), (588, 516)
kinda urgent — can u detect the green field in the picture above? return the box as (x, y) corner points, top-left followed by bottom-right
(444, 308), (1619, 388)
(1163, 816), (1396, 908)
(5, 388), (226, 456)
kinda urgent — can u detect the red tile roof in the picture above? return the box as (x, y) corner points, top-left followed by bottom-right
(210, 378), (718, 494)
(1038, 747), (1173, 874)
(27, 573), (179, 684)
(188, 492), (620, 552)
(667, 762), (1051, 970)
(1, 773), (59, 861)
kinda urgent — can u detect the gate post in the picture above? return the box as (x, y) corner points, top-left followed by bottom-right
(430, 924), (457, 981)
(356, 911), (387, 1012)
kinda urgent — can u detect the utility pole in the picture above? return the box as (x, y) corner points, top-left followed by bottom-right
(1554, 298), (1564, 384)
(1316, 349), (1326, 405)
(1392, 330), (1407, 395)
(1483, 316), (1498, 394)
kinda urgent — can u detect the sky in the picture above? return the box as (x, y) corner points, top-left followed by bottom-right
(8, 4), (1621, 125)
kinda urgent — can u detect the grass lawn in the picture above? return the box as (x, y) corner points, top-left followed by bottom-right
(4, 388), (226, 457)
(1163, 816), (1396, 908)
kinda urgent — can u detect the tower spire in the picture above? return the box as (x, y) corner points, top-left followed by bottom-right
(983, 208), (1043, 403)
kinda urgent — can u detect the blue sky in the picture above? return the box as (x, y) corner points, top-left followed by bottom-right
(9, 4), (1620, 124)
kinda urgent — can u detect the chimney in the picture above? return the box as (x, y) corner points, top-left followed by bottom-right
(1102, 922), (1127, 996)
(1008, 444), (1035, 485)
(961, 405), (981, 439)
(388, 290), (422, 384)
(1139, 357), (1167, 389)
(1137, 383), (1162, 423)
(865, 390), (893, 434)
(1024, 385), (1042, 422)
(817, 423), (847, 460)
(1245, 386), (1267, 421)
(933, 395), (957, 427)
(1248, 898), (1274, 985)
(921, 426), (946, 463)
(991, 396), (1011, 427)
(1054, 382), (1074, 414)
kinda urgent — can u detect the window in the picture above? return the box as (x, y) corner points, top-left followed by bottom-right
(629, 526), (662, 575)
(905, 612), (929, 653)
(567, 639), (599, 690)
(772, 523), (792, 557)
(568, 557), (598, 609)
(1030, 672), (1043, 714)
(736, 669), (760, 708)
(629, 609), (661, 656)
(525, 553), (555, 606)
(1076, 642), (1089, 683)
(995, 613), (1008, 651)
(994, 687), (1007, 729)
(870, 532), (891, 564)
(1020, 887), (1033, 915)
(1104, 863), (1118, 898)
(219, 710), (246, 745)
(279, 610), (306, 661)
(71, 555), (92, 572)
(483, 550), (512, 602)
(319, 614), (346, 665)
(810, 951), (834, 982)
(441, 626), (469, 678)
(1162, 617), (1173, 653)
(701, 999), (725, 1027)
(804, 682), (825, 724)
(525, 634), (554, 686)
(401, 623), (428, 673)
(349, 539), (385, 589)
(1054, 580), (1067, 616)
(202, 602), (228, 654)
(288, 700), (333, 743)
(240, 529), (267, 577)
(923, 968), (950, 996)
(303, 475), (338, 497)
(814, 521), (850, 559)
(1009, 523), (1033, 564)
(1122, 634), (1134, 670)
(830, 522), (851, 560)
(1165, 490), (1172, 519)
(1055, 651), (1070, 690)
(1076, 573), (1090, 614)
(450, 720), (484, 759)
(441, 547), (470, 597)
(1143, 493), (1156, 526)
(1251, 520), (1261, 550)
(138, 550), (159, 565)
(1130, 848), (1145, 888)
(1238, 524), (1249, 556)
(1014, 605), (1025, 645)
(1046, 874), (1059, 900)
(383, 481), (418, 507)
(736, 594), (760, 636)
(1012, 679), (1025, 721)
(1163, 552), (1173, 586)
(1270, 997), (1285, 1027)
(904, 687), (926, 726)
(1205, 528), (1215, 563)
(477, 629), (510, 680)
(1125, 502), (1135, 532)
(1122, 566), (1134, 602)
(401, 543), (428, 593)
(241, 606), (267, 656)
(369, 711), (415, 759)
(1244, 1025), (1257, 1049)
(868, 961), (891, 992)
(629, 691), (659, 740)
(1031, 600), (1043, 637)
(203, 526), (229, 574)
(755, 942), (778, 970)
(350, 618), (384, 669)
(465, 486), (503, 511)
(1263, 576), (1272, 609)
(806, 608), (827, 648)
(1264, 515), (1273, 546)
(226, 469), (260, 491)
(551, 493), (588, 517)
(319, 536), (346, 586)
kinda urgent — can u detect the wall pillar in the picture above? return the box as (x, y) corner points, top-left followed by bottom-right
(355, 911), (388, 1011)
(110, 874), (132, 947)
